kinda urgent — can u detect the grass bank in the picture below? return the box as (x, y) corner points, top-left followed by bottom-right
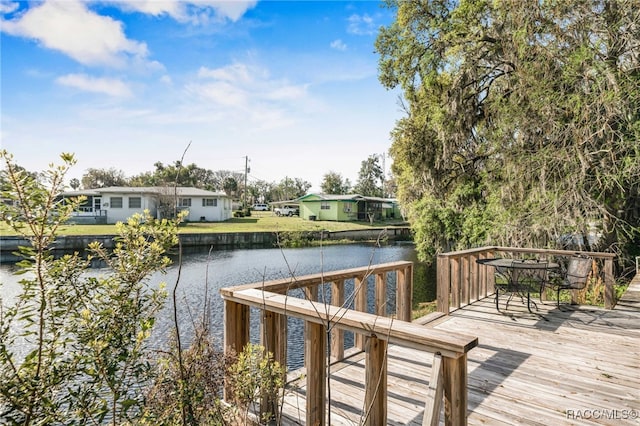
(0, 211), (410, 236)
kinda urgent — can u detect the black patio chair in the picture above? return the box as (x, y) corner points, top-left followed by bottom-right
(548, 256), (593, 308)
(504, 259), (549, 312)
(488, 259), (545, 312)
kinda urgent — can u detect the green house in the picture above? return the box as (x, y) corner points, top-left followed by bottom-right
(297, 194), (401, 222)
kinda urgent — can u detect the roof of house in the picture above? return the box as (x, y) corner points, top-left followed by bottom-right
(60, 186), (228, 197)
(297, 193), (398, 203)
(297, 193), (364, 202)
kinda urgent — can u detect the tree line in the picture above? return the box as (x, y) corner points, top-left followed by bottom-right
(56, 154), (395, 205)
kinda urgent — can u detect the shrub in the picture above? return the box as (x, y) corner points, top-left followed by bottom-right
(0, 151), (182, 425)
(226, 343), (286, 425)
(142, 324), (230, 425)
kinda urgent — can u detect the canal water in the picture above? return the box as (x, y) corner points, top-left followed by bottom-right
(0, 243), (435, 369)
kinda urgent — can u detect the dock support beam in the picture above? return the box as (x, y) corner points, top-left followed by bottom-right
(364, 335), (387, 426)
(223, 300), (249, 400)
(443, 354), (467, 426)
(306, 320), (326, 425)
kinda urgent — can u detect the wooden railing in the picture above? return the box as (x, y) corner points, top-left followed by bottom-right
(220, 261), (478, 426)
(437, 246), (617, 314)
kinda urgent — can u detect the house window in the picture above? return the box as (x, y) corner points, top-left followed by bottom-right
(343, 202), (352, 213)
(129, 197), (142, 209)
(110, 197), (123, 208)
(321, 202), (330, 210)
(202, 198), (217, 207)
(178, 198), (192, 207)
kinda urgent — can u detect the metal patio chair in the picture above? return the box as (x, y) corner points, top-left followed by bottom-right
(503, 259), (549, 312)
(548, 256), (593, 308)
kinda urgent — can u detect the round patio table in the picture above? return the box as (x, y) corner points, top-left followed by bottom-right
(476, 258), (559, 313)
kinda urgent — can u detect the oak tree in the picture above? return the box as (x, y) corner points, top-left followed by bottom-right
(376, 0), (640, 266)
(320, 171), (351, 194)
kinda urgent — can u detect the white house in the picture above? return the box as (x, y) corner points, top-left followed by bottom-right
(60, 186), (232, 224)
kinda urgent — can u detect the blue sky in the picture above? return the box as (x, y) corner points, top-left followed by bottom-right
(1, 0), (403, 191)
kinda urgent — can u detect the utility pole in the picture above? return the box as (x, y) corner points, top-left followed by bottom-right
(285, 176), (289, 200)
(244, 156), (250, 210)
(380, 152), (386, 198)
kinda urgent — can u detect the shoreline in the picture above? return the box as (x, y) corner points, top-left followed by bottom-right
(0, 227), (412, 263)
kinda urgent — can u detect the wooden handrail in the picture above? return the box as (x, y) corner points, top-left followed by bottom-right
(222, 287), (477, 426)
(221, 260), (476, 426)
(437, 246), (617, 314)
(437, 246), (616, 259)
(220, 260), (413, 294)
(221, 260), (414, 348)
(226, 288), (477, 358)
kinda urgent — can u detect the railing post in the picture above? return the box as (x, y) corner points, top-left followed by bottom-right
(422, 353), (444, 426)
(443, 354), (468, 426)
(437, 255), (451, 315)
(331, 280), (345, 361)
(262, 310), (287, 368)
(364, 335), (387, 426)
(375, 272), (387, 316)
(306, 320), (326, 426)
(261, 310), (286, 422)
(224, 300), (250, 400)
(461, 256), (469, 306)
(470, 254), (479, 302)
(485, 252), (495, 294)
(604, 257), (615, 309)
(355, 276), (367, 350)
(477, 253), (487, 297)
(451, 258), (460, 310)
(396, 264), (413, 322)
(305, 284), (318, 302)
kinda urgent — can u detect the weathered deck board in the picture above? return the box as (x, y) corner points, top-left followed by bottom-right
(279, 276), (640, 425)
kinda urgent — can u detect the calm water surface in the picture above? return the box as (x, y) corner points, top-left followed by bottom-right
(0, 243), (435, 369)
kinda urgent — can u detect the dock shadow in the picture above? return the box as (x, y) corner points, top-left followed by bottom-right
(406, 344), (531, 425)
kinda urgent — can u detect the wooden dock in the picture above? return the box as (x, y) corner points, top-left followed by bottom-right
(279, 275), (640, 425)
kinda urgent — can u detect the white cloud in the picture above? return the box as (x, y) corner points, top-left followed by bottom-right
(1, 0), (152, 68)
(185, 62), (311, 129)
(190, 0), (258, 22)
(330, 39), (347, 51)
(109, 0), (183, 17)
(113, 0), (258, 23)
(347, 13), (376, 36)
(193, 63), (307, 105)
(197, 63), (257, 85)
(56, 73), (132, 97)
(0, 1), (19, 14)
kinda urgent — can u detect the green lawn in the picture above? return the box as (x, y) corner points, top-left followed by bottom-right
(0, 211), (409, 236)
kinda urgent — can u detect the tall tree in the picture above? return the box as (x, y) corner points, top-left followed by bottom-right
(275, 177), (311, 201)
(354, 155), (384, 197)
(320, 171), (351, 194)
(0, 164), (37, 191)
(213, 170), (244, 192)
(129, 162), (233, 190)
(69, 178), (81, 190)
(376, 0), (640, 265)
(222, 176), (238, 198)
(81, 168), (128, 188)
(247, 179), (276, 203)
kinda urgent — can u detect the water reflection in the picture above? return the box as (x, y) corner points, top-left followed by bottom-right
(0, 243), (435, 369)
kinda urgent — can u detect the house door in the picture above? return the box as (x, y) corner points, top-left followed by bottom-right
(94, 197), (102, 213)
(357, 201), (366, 221)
